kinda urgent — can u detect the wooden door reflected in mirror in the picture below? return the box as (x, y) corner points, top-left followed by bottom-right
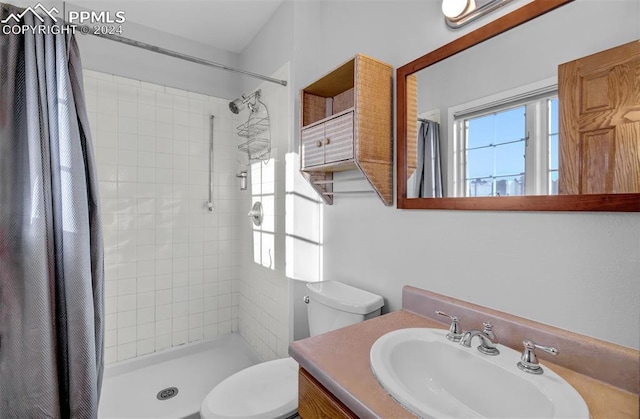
(559, 41), (640, 195)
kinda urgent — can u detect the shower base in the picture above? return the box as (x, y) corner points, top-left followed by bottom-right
(98, 333), (260, 419)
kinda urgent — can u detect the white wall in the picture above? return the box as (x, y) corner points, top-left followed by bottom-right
(237, 64), (293, 361)
(241, 0), (640, 350)
(84, 71), (243, 363)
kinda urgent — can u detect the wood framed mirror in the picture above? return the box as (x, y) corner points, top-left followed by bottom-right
(396, 0), (639, 211)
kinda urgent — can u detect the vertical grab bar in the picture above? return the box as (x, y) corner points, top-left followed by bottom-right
(207, 115), (214, 212)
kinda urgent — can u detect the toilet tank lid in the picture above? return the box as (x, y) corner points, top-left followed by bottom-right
(306, 281), (384, 315)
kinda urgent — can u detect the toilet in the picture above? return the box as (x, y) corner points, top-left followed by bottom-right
(200, 280), (384, 419)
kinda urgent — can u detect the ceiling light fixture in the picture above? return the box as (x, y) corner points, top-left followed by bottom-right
(442, 0), (515, 28)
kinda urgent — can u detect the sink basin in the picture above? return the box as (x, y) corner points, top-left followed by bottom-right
(370, 328), (589, 418)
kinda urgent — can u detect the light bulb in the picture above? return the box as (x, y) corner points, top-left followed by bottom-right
(442, 0), (470, 19)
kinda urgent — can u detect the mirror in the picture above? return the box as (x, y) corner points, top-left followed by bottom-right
(397, 0), (639, 211)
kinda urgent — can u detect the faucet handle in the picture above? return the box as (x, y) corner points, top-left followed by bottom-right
(482, 322), (496, 341)
(435, 310), (463, 342)
(517, 339), (558, 375)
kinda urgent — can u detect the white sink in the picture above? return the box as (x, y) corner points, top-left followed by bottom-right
(370, 328), (589, 418)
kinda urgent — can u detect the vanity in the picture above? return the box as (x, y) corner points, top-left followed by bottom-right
(289, 286), (639, 418)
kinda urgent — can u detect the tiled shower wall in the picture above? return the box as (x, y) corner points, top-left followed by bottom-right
(84, 70), (242, 364)
(237, 64), (291, 361)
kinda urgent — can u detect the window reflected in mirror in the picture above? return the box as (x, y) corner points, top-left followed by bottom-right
(408, 76), (562, 198)
(464, 105), (527, 197)
(456, 94), (559, 197)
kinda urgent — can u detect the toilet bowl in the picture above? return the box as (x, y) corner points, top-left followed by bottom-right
(200, 281), (384, 419)
(200, 357), (298, 419)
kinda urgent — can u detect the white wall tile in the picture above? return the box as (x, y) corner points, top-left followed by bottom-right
(117, 295), (136, 312)
(174, 96), (189, 111)
(172, 316), (188, 332)
(117, 326), (136, 344)
(172, 331), (188, 346)
(156, 275), (172, 290)
(137, 292), (155, 309)
(173, 301), (188, 317)
(117, 342), (136, 361)
(203, 324), (218, 340)
(117, 149), (137, 167)
(155, 334), (171, 351)
(117, 310), (136, 328)
(97, 98), (117, 115)
(88, 71), (241, 365)
(105, 329), (117, 348)
(156, 304), (172, 321)
(137, 323), (155, 340)
(155, 319), (171, 336)
(155, 289), (171, 306)
(156, 92), (173, 109)
(189, 328), (203, 343)
(137, 89), (156, 106)
(118, 100), (138, 117)
(137, 307), (155, 325)
(137, 338), (155, 356)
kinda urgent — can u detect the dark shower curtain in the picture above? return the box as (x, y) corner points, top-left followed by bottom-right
(414, 120), (443, 198)
(0, 3), (104, 418)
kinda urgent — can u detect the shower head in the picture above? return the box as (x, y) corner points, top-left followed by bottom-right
(229, 98), (244, 114)
(228, 89), (261, 114)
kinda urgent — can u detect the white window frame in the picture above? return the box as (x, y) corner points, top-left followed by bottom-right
(447, 77), (558, 197)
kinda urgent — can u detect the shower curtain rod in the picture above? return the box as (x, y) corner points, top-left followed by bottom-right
(77, 25), (288, 87)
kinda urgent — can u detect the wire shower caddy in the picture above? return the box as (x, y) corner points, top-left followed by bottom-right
(237, 89), (271, 163)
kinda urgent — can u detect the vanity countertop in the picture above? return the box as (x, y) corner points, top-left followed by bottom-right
(289, 309), (639, 418)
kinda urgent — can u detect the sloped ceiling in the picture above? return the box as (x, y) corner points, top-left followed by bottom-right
(70, 0), (284, 53)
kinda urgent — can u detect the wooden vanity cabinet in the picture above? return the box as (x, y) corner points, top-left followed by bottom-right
(298, 368), (357, 419)
(299, 54), (393, 205)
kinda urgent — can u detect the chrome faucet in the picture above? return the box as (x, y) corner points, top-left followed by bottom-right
(459, 322), (500, 355)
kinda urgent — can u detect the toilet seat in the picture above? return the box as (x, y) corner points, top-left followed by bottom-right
(200, 357), (299, 419)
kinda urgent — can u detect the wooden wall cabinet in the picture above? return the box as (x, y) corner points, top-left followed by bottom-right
(300, 54), (393, 205)
(298, 368), (357, 419)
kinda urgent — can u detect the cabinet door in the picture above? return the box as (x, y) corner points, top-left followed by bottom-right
(299, 368), (358, 419)
(324, 112), (354, 163)
(301, 124), (325, 168)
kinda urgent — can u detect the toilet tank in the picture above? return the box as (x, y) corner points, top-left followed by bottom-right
(305, 281), (384, 336)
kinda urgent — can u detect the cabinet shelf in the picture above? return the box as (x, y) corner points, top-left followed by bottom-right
(299, 54), (393, 205)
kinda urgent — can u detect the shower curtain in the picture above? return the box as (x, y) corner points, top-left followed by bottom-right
(414, 120), (444, 198)
(0, 3), (104, 418)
